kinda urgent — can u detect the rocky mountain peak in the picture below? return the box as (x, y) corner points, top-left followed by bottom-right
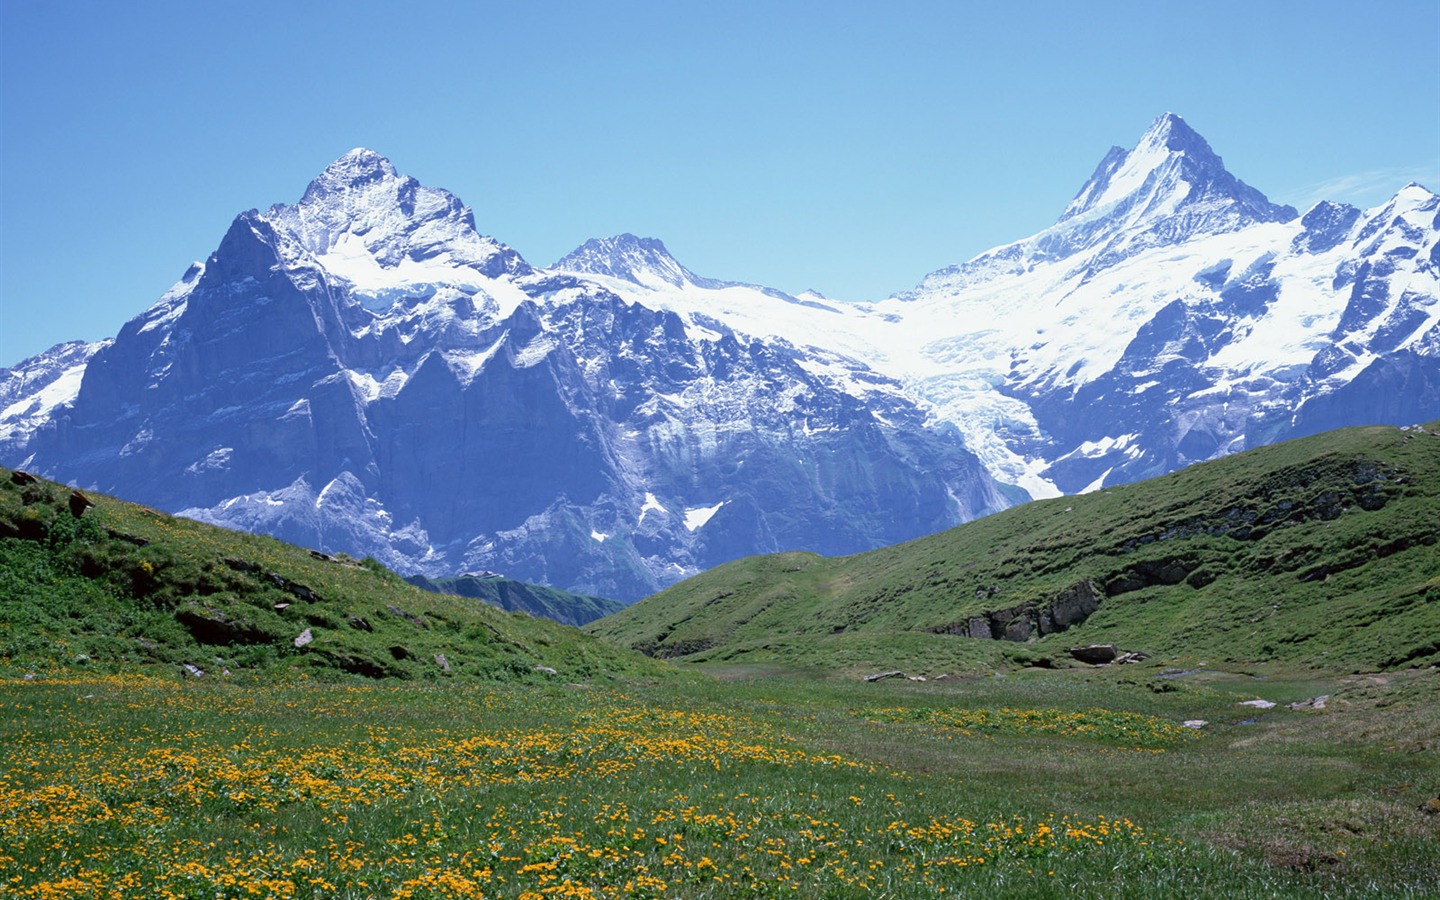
(300, 148), (401, 203)
(1057, 112), (1284, 226)
(286, 148), (465, 249)
(553, 233), (713, 290)
(268, 150), (530, 282)
(908, 114), (1301, 298)
(1141, 112), (1212, 156)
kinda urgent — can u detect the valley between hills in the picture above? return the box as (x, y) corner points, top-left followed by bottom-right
(2, 421), (1437, 897)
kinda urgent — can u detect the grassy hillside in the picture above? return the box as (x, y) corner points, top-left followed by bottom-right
(588, 423), (1440, 674)
(0, 466), (673, 684)
(406, 573), (625, 626)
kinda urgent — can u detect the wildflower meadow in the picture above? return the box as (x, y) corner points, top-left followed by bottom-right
(4, 666), (1436, 898)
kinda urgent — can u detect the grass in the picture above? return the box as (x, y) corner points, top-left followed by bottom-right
(0, 466), (672, 685)
(588, 423), (1440, 675)
(3, 424), (1439, 896)
(1, 663), (1436, 897)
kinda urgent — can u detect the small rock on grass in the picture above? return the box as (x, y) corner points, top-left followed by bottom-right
(1069, 644), (1118, 665)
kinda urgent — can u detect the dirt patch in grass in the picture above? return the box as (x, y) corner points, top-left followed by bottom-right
(1206, 797), (1439, 878)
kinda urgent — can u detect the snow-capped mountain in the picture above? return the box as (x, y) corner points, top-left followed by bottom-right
(564, 113), (1438, 497)
(554, 234), (722, 291)
(1054, 113), (1298, 253)
(2, 114), (1436, 601)
(0, 151), (1008, 601)
(908, 114), (1299, 298)
(0, 340), (109, 449)
(862, 115), (1438, 494)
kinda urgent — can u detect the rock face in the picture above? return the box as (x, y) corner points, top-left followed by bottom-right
(933, 579), (1103, 642)
(0, 151), (1007, 602)
(1042, 579), (1103, 633)
(67, 491), (94, 518)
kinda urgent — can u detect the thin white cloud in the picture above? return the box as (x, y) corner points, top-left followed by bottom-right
(1278, 163), (1440, 212)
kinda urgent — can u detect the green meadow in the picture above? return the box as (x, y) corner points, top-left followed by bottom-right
(2, 424), (1438, 897)
(2, 664), (1436, 898)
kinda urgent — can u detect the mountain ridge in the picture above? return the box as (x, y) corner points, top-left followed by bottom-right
(0, 149), (1008, 602)
(2, 114), (1435, 604)
(553, 233), (723, 291)
(906, 112), (1302, 297)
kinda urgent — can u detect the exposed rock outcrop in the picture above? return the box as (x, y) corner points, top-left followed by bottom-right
(933, 578), (1102, 642)
(175, 604), (283, 645)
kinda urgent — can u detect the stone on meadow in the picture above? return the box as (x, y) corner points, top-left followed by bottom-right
(864, 671), (905, 682)
(1069, 644), (1119, 665)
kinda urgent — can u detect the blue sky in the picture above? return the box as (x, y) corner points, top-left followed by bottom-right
(2, 0), (1438, 365)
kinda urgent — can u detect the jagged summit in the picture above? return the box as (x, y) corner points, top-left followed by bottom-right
(553, 233), (721, 290)
(264, 149), (531, 284)
(301, 148), (401, 202)
(907, 113), (1301, 296)
(1061, 114), (1208, 221)
(1142, 111), (1215, 156)
(1058, 112), (1294, 228)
